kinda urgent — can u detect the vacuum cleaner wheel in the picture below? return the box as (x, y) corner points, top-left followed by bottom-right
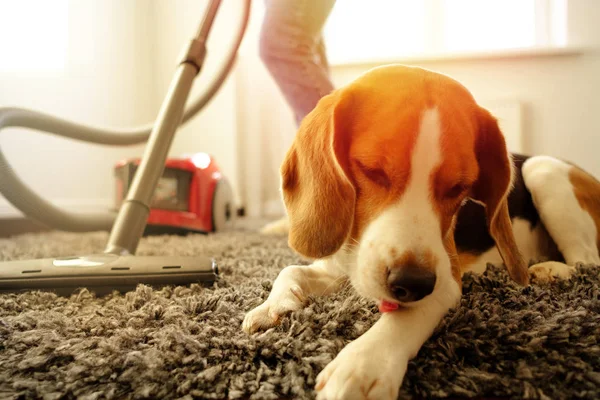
(212, 178), (236, 232)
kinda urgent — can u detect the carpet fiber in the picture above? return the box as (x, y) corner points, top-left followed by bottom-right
(0, 229), (599, 400)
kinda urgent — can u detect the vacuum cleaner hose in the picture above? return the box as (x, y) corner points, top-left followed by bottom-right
(0, 0), (251, 232)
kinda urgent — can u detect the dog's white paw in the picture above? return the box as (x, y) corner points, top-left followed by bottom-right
(316, 338), (406, 400)
(242, 283), (307, 334)
(529, 261), (574, 283)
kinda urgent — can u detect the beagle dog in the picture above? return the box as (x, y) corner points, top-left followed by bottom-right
(243, 64), (600, 399)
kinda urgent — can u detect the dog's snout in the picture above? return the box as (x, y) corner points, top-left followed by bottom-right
(387, 266), (436, 302)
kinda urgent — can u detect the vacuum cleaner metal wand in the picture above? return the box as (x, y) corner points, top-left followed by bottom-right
(105, 0), (221, 256)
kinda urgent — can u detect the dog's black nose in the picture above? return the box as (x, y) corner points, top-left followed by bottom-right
(387, 266), (436, 302)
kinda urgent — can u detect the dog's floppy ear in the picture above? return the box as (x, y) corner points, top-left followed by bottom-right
(471, 107), (529, 285)
(280, 90), (355, 259)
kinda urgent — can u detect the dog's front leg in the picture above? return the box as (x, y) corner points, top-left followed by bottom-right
(316, 281), (461, 400)
(243, 258), (347, 333)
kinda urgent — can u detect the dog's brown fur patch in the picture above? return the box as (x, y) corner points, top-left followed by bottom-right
(569, 167), (600, 249)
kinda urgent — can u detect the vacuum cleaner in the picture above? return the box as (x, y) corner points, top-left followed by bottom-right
(114, 152), (235, 235)
(0, 0), (251, 296)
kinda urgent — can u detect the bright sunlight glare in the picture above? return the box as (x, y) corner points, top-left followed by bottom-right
(324, 0), (567, 64)
(443, 0), (536, 51)
(0, 0), (69, 71)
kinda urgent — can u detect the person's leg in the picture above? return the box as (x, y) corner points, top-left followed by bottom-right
(315, 36), (330, 71)
(260, 0), (336, 126)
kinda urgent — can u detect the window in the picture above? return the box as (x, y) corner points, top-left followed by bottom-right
(324, 0), (568, 65)
(0, 0), (69, 71)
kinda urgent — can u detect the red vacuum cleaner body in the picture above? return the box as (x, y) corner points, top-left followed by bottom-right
(114, 153), (235, 235)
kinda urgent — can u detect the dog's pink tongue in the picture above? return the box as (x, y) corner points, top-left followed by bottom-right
(379, 300), (399, 313)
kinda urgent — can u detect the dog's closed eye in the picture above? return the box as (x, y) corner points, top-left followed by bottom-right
(444, 183), (468, 199)
(356, 161), (391, 189)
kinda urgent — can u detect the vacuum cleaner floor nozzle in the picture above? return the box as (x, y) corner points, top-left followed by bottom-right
(0, 254), (217, 297)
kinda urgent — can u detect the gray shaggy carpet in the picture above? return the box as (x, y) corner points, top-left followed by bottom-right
(0, 229), (599, 400)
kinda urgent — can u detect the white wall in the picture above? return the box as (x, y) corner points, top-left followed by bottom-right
(0, 0), (154, 217)
(234, 0), (297, 218)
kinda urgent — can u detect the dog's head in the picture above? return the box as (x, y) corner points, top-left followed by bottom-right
(281, 65), (528, 307)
